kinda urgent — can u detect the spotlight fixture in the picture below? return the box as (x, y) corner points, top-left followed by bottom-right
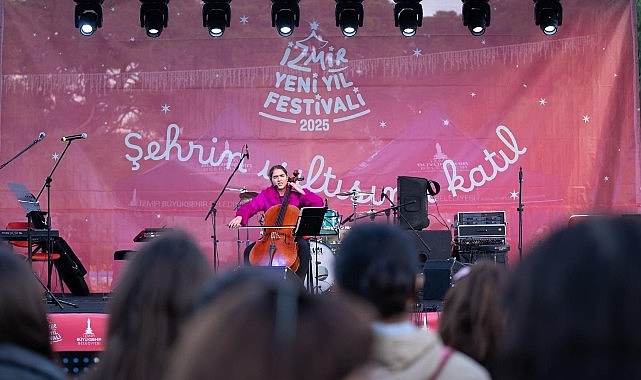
(203, 0), (231, 37)
(74, 0), (104, 36)
(271, 0), (300, 37)
(335, 0), (363, 37)
(140, 0), (169, 38)
(462, 0), (490, 36)
(534, 0), (562, 35)
(393, 1), (423, 37)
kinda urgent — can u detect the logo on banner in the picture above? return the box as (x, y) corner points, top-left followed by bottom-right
(76, 318), (102, 346)
(49, 322), (62, 344)
(259, 22), (371, 131)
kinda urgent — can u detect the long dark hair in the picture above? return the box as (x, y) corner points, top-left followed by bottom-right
(88, 229), (212, 380)
(497, 216), (641, 380)
(0, 242), (53, 358)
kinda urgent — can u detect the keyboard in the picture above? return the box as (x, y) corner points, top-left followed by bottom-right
(0, 229), (59, 242)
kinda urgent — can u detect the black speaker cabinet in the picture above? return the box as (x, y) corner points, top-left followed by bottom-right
(423, 260), (453, 301)
(396, 176), (429, 230)
(407, 230), (453, 272)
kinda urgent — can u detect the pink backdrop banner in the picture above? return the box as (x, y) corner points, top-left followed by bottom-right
(0, 0), (639, 292)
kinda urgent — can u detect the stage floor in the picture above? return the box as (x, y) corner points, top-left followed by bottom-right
(46, 293), (109, 314)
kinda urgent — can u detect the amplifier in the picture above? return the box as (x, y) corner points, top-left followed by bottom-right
(456, 224), (506, 237)
(456, 211), (506, 225)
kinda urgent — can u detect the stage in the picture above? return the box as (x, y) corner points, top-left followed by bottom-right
(46, 293), (441, 376)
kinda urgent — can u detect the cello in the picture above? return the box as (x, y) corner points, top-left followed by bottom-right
(248, 170), (301, 272)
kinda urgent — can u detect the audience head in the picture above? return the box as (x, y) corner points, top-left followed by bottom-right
(439, 261), (509, 374)
(497, 216), (641, 379)
(335, 222), (419, 319)
(92, 229), (212, 380)
(0, 242), (52, 358)
(165, 267), (374, 380)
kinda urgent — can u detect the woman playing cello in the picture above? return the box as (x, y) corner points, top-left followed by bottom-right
(227, 165), (324, 280)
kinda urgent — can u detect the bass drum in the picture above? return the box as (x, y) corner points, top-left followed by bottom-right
(308, 240), (335, 293)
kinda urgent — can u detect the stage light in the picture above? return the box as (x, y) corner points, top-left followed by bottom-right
(534, 0), (562, 35)
(203, 0), (231, 37)
(335, 0), (363, 37)
(393, 1), (423, 37)
(140, 0), (169, 38)
(271, 0), (300, 37)
(462, 0), (490, 36)
(74, 0), (104, 37)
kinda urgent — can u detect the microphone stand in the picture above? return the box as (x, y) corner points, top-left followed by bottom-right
(517, 167), (524, 261)
(383, 195), (432, 255)
(205, 148), (248, 272)
(0, 135), (44, 170)
(36, 140), (77, 309)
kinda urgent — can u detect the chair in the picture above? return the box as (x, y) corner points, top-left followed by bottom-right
(5, 221), (64, 293)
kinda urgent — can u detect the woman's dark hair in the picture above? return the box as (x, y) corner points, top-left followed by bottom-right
(165, 267), (374, 380)
(497, 216), (641, 380)
(89, 229), (212, 380)
(269, 165), (288, 178)
(439, 261), (509, 375)
(0, 242), (53, 358)
(335, 222), (418, 318)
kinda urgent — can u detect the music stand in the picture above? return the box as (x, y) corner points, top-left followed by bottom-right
(6, 182), (74, 309)
(294, 207), (326, 293)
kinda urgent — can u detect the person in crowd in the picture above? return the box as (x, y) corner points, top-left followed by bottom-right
(439, 261), (509, 376)
(496, 216), (641, 380)
(334, 222), (491, 380)
(0, 242), (68, 380)
(164, 266), (374, 380)
(227, 164), (324, 280)
(85, 229), (212, 380)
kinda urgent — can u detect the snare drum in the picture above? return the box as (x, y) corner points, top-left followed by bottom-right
(327, 226), (350, 250)
(308, 240), (335, 293)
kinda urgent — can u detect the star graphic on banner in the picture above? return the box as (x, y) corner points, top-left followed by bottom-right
(539, 98), (547, 106)
(240, 15), (249, 24)
(329, 46), (335, 52)
(604, 176), (610, 182)
(413, 48), (422, 57)
(443, 119), (450, 126)
(310, 21), (319, 30)
(313, 73), (318, 78)
(315, 94), (322, 100)
(470, 92), (477, 97)
(288, 42), (294, 48)
(582, 114), (590, 123)
(379, 121), (387, 128)
(352, 87), (359, 93)
(161, 104), (171, 113)
(481, 40), (487, 45)
(52, 152), (60, 161)
(510, 190), (519, 199)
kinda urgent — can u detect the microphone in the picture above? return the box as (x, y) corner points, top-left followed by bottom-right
(519, 166), (523, 183)
(380, 188), (385, 202)
(61, 133), (87, 142)
(38, 132), (46, 141)
(245, 144), (249, 159)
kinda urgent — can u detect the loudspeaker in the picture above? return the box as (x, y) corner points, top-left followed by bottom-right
(408, 230), (453, 272)
(397, 176), (430, 230)
(423, 260), (452, 301)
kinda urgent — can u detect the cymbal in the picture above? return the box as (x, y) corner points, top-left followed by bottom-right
(337, 190), (373, 197)
(239, 191), (258, 200)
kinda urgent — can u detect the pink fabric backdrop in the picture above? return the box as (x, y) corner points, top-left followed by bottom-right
(0, 0), (639, 292)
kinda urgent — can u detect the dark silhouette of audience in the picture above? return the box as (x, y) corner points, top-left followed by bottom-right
(439, 261), (509, 376)
(496, 216), (641, 380)
(164, 266), (375, 380)
(334, 222), (491, 379)
(85, 229), (212, 380)
(0, 242), (68, 380)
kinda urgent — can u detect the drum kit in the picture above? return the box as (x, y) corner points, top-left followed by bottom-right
(227, 187), (394, 293)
